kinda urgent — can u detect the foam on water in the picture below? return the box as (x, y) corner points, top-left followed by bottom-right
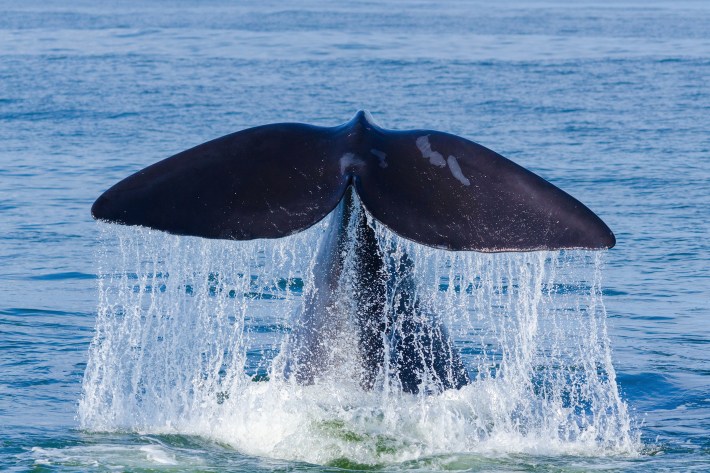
(80, 214), (638, 466)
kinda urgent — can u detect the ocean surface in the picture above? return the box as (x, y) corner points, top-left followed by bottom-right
(1, 0), (708, 471)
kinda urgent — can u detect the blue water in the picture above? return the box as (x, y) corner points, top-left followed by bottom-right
(1, 0), (709, 471)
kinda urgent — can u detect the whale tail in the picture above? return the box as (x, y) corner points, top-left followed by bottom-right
(92, 110), (615, 251)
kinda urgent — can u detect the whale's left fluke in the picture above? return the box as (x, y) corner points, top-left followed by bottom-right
(92, 111), (615, 251)
(92, 122), (350, 241)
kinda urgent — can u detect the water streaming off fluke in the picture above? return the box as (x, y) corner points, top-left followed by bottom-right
(80, 218), (637, 466)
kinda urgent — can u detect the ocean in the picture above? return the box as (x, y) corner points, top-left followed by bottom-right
(1, 0), (708, 471)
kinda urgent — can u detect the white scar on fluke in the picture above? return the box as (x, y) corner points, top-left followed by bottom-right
(339, 152), (365, 174)
(415, 135), (446, 167)
(416, 135), (470, 186)
(446, 155), (470, 186)
(370, 149), (388, 168)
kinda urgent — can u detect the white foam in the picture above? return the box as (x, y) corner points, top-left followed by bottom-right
(139, 445), (178, 465)
(80, 218), (639, 466)
(32, 444), (204, 470)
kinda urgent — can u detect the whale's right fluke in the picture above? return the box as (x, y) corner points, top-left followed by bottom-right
(355, 125), (616, 251)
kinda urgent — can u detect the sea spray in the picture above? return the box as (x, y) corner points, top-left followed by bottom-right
(80, 216), (637, 465)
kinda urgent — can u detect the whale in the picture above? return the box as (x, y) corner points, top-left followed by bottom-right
(92, 110), (615, 394)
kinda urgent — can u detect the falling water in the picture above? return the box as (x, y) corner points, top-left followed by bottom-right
(80, 213), (638, 466)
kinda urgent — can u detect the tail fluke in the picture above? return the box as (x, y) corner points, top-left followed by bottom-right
(93, 111), (615, 251)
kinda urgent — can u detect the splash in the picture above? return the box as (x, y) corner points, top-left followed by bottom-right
(80, 215), (638, 466)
